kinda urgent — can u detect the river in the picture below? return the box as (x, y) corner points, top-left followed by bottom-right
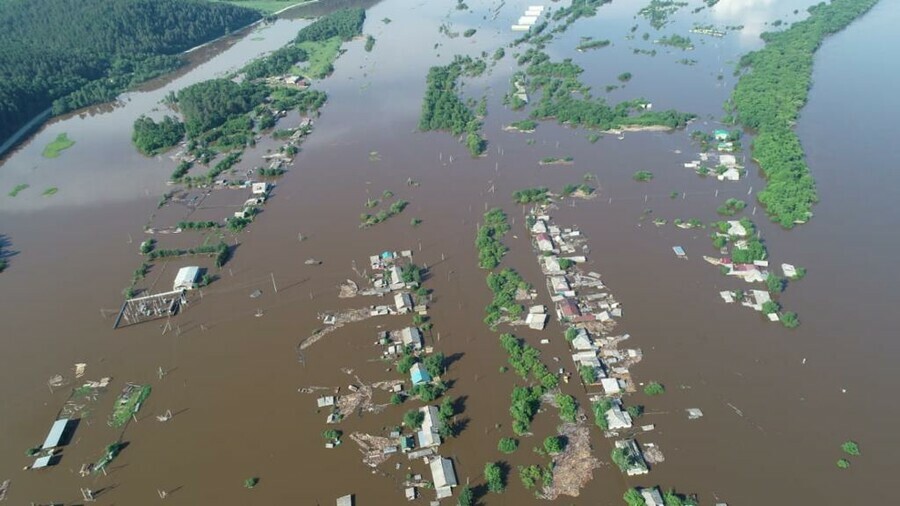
(0, 0), (896, 503)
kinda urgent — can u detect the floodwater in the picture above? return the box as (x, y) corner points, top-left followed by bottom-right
(1, 0), (898, 503)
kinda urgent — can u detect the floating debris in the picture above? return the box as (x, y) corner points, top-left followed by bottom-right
(540, 420), (600, 499)
(686, 408), (704, 420)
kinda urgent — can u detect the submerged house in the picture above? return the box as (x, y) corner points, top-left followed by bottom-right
(401, 327), (423, 350)
(394, 292), (414, 314)
(641, 487), (665, 506)
(410, 363), (431, 386)
(557, 298), (581, 320)
(417, 405), (443, 448)
(606, 400), (633, 430)
(429, 456), (458, 498)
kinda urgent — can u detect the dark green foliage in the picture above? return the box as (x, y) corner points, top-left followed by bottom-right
(626, 404), (644, 418)
(637, 0), (688, 30)
(413, 381), (446, 402)
(841, 441), (860, 455)
(732, 0), (878, 227)
(509, 119), (537, 131)
(390, 393), (404, 405)
(617, 72), (633, 82)
(498, 437), (519, 454)
(593, 398), (613, 430)
(731, 236), (767, 264)
(510, 386), (541, 435)
(177, 79), (267, 138)
(579, 365), (597, 385)
(781, 311), (799, 328)
(484, 462), (505, 493)
(463, 28), (477, 38)
(716, 198), (747, 216)
(401, 263), (422, 284)
(766, 273), (786, 293)
(364, 35), (376, 52)
(0, 0), (260, 144)
(244, 477), (259, 489)
(132, 116), (184, 155)
(512, 187), (549, 204)
(294, 8), (365, 43)
(476, 208), (509, 270)
(543, 435), (566, 453)
(419, 56), (486, 156)
(644, 382), (665, 396)
(457, 486), (474, 506)
(322, 429), (342, 441)
(556, 393), (577, 422)
(485, 270), (526, 326)
(499, 334), (557, 389)
(423, 352), (445, 378)
(657, 34), (693, 49)
(242, 45), (309, 80)
(624, 488), (646, 506)
(403, 409), (425, 429)
(633, 171), (654, 182)
(396, 354), (418, 374)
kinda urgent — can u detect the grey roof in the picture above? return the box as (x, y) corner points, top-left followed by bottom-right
(429, 457), (458, 488)
(41, 419), (69, 449)
(336, 494), (354, 506)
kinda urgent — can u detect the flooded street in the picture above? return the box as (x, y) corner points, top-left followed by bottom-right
(1, 0), (898, 503)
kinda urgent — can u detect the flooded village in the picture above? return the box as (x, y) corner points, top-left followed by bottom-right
(0, 0), (898, 504)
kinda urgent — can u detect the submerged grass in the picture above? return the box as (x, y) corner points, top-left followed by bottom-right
(42, 133), (74, 158)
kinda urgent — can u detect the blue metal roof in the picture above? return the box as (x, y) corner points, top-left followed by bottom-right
(410, 363), (431, 385)
(41, 419), (69, 449)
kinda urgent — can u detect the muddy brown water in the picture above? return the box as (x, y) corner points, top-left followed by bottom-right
(1, 0), (898, 503)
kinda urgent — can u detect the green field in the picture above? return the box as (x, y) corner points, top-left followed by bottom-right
(42, 133), (74, 158)
(210, 0), (316, 14)
(295, 36), (342, 79)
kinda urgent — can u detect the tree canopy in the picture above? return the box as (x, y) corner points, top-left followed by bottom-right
(0, 0), (260, 144)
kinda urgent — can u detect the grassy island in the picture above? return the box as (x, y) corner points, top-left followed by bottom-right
(42, 133), (75, 158)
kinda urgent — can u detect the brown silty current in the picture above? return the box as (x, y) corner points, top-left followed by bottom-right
(1, 0), (898, 504)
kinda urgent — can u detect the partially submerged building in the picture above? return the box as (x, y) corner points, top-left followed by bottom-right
(395, 292), (414, 314)
(401, 327), (423, 350)
(429, 456), (458, 499)
(606, 400), (633, 430)
(173, 266), (201, 291)
(417, 405), (443, 448)
(410, 363), (431, 386)
(641, 487), (665, 506)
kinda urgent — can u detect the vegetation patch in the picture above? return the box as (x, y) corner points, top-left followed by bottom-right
(8, 184), (29, 197)
(42, 133), (75, 158)
(730, 0), (880, 227)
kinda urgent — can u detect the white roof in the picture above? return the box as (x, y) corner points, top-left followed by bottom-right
(726, 220), (747, 237)
(173, 266), (200, 290)
(518, 15), (538, 25)
(606, 404), (633, 429)
(601, 378), (621, 394)
(572, 333), (594, 351)
(429, 457), (458, 488)
(642, 488), (665, 506)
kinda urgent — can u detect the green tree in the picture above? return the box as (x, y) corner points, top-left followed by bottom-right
(498, 437), (518, 454)
(644, 382), (665, 396)
(403, 409), (424, 429)
(484, 462), (505, 493)
(543, 435), (566, 453)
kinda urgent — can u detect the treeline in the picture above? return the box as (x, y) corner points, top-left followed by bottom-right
(0, 0), (260, 145)
(419, 56), (487, 156)
(294, 8), (365, 42)
(731, 0), (879, 227)
(476, 208), (509, 269)
(177, 79), (268, 138)
(132, 116), (185, 155)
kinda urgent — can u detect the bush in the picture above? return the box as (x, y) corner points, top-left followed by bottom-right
(244, 477), (259, 489)
(841, 441), (860, 456)
(555, 393), (577, 423)
(390, 393), (404, 405)
(403, 410), (424, 429)
(457, 485), (474, 506)
(836, 458), (850, 469)
(484, 462), (505, 493)
(633, 170), (653, 182)
(322, 429), (342, 441)
(543, 435), (566, 453)
(498, 437), (519, 454)
(644, 382), (665, 396)
(780, 311), (800, 328)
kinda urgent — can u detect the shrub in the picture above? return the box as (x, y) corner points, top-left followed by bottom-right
(543, 435), (566, 454)
(644, 382), (665, 396)
(841, 441), (860, 456)
(484, 462), (505, 493)
(498, 437), (518, 454)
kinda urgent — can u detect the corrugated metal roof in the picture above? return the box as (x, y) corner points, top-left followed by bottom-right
(41, 419), (69, 449)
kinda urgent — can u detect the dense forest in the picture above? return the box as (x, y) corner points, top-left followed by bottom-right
(177, 80), (268, 137)
(419, 56), (487, 156)
(731, 0), (880, 227)
(0, 0), (261, 145)
(294, 7), (366, 42)
(132, 116), (185, 156)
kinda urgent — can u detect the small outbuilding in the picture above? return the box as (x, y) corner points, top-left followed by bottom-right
(173, 266), (201, 291)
